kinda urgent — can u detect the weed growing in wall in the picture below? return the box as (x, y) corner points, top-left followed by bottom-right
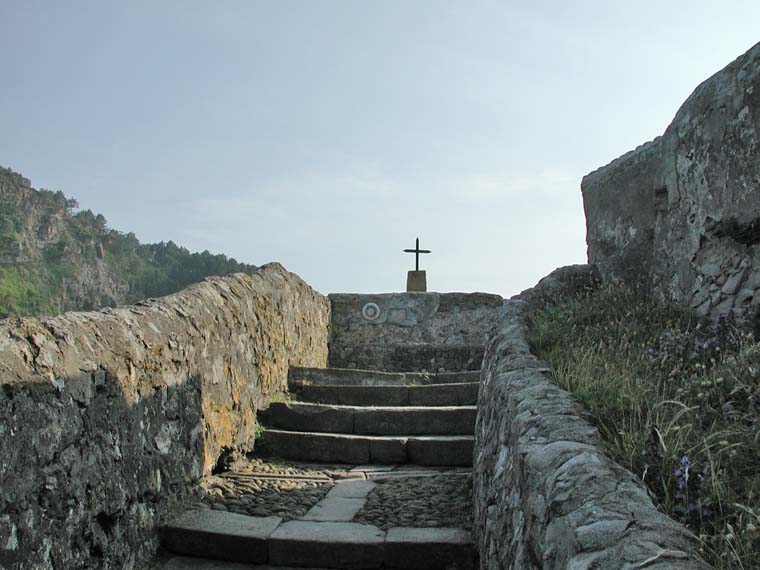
(528, 285), (760, 570)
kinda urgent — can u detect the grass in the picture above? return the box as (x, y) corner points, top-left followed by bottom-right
(0, 264), (70, 316)
(528, 284), (760, 569)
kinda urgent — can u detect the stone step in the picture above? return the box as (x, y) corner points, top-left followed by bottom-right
(162, 510), (281, 564)
(290, 381), (479, 407)
(260, 403), (476, 436)
(255, 430), (474, 466)
(162, 556), (255, 569)
(289, 366), (480, 387)
(163, 510), (474, 569)
(327, 344), (484, 373)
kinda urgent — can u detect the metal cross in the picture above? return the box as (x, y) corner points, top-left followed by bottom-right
(403, 237), (431, 271)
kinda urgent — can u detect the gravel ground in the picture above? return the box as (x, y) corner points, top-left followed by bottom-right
(354, 473), (473, 530)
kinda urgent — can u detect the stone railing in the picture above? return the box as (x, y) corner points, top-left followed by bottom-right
(473, 265), (712, 569)
(0, 263), (329, 569)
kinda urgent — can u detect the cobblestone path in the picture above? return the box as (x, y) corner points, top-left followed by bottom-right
(184, 458), (472, 531)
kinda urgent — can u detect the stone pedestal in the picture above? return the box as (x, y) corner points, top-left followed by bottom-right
(406, 271), (427, 292)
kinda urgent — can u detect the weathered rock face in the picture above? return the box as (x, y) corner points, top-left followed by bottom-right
(582, 42), (760, 318)
(0, 263), (329, 569)
(473, 266), (712, 569)
(328, 293), (504, 372)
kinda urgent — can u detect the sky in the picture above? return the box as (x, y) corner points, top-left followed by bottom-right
(1, 2), (759, 297)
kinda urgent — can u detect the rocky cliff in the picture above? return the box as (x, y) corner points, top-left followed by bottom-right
(582, 41), (760, 320)
(0, 166), (257, 317)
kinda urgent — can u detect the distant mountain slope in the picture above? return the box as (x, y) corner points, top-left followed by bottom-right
(0, 166), (257, 317)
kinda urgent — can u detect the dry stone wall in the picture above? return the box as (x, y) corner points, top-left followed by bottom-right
(474, 265), (712, 570)
(0, 263), (329, 569)
(328, 292), (504, 372)
(582, 41), (760, 320)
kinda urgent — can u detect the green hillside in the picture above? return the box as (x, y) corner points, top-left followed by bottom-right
(0, 166), (257, 317)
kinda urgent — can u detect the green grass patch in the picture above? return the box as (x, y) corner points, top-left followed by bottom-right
(528, 284), (760, 569)
(0, 265), (59, 316)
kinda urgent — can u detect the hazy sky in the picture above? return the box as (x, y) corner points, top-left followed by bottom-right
(1, 2), (759, 296)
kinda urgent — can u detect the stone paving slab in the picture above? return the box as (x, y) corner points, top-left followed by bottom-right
(407, 383), (479, 406)
(291, 382), (479, 407)
(269, 521), (385, 569)
(261, 403), (354, 434)
(326, 480), (376, 499)
(257, 431), (372, 464)
(299, 478), (378, 522)
(302, 497), (366, 522)
(257, 431), (474, 466)
(353, 406), (476, 436)
(385, 528), (474, 570)
(292, 384), (411, 406)
(263, 403), (476, 437)
(368, 437), (407, 464)
(163, 511), (281, 563)
(407, 436), (473, 466)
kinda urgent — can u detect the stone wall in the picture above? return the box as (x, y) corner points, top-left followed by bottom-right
(582, 41), (760, 319)
(328, 292), (503, 372)
(0, 263), (329, 569)
(473, 265), (712, 569)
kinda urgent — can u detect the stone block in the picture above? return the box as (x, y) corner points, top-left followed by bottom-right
(406, 270), (427, 292)
(162, 510), (281, 563)
(269, 521), (385, 569)
(256, 430), (371, 464)
(164, 556), (259, 569)
(327, 292), (501, 371)
(354, 407), (476, 436)
(408, 383), (480, 406)
(407, 436), (474, 466)
(294, 384), (410, 406)
(385, 527), (474, 570)
(369, 438), (408, 463)
(326, 480), (377, 499)
(261, 402), (354, 433)
(302, 497), (366, 522)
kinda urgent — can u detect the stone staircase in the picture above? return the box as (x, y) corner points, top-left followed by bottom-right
(254, 366), (477, 466)
(160, 292), (500, 570)
(160, 367), (479, 569)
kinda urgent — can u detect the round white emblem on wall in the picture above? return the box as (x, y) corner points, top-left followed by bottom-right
(361, 302), (381, 321)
